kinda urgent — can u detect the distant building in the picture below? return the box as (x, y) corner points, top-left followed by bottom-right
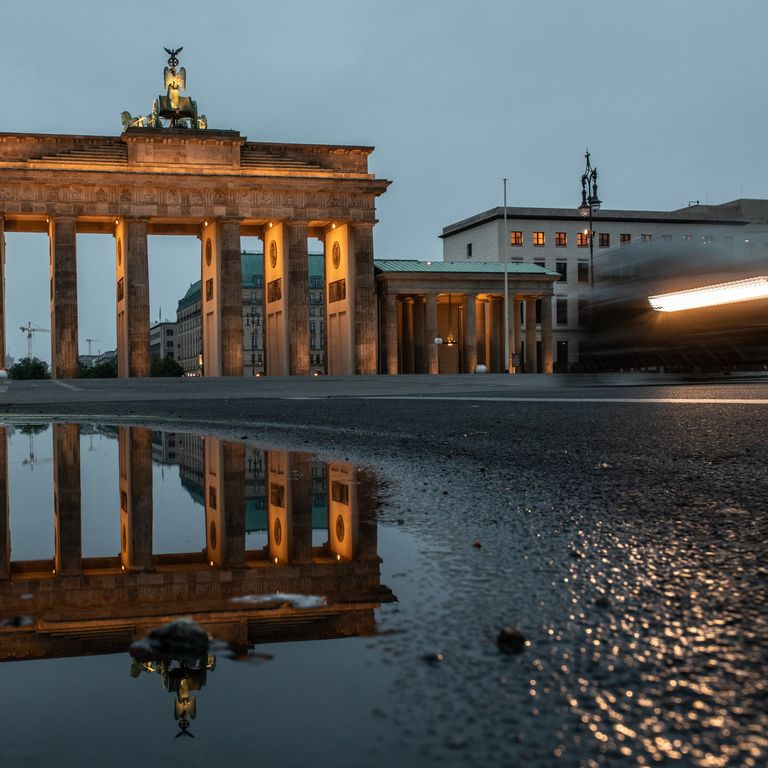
(440, 199), (768, 368)
(149, 321), (176, 361)
(175, 250), (325, 376)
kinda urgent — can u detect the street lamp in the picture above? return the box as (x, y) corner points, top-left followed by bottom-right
(578, 149), (601, 289)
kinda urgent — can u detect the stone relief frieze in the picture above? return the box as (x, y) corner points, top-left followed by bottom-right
(0, 179), (379, 220)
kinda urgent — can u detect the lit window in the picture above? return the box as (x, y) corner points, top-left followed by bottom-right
(577, 262), (589, 283)
(555, 232), (567, 247)
(598, 233), (610, 247)
(577, 232), (590, 247)
(620, 233), (631, 244)
(510, 231), (523, 246)
(533, 232), (545, 247)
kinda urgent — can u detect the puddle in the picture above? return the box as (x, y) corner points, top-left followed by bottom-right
(0, 423), (418, 764)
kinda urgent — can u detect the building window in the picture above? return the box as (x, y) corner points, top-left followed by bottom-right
(555, 261), (567, 281)
(532, 231), (545, 247)
(466, 242), (473, 258)
(577, 232), (589, 248)
(620, 233), (631, 244)
(534, 260), (545, 269)
(640, 233), (653, 241)
(598, 233), (610, 248)
(556, 298), (568, 325)
(682, 234), (693, 242)
(510, 231), (523, 246)
(555, 232), (567, 247)
(577, 262), (589, 284)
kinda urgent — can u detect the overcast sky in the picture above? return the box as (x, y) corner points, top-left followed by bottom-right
(2, 0), (767, 362)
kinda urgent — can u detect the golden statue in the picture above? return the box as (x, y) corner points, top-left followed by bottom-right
(121, 47), (207, 131)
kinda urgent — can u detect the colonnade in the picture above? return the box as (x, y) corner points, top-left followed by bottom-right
(0, 214), (378, 379)
(383, 291), (554, 374)
(0, 425), (376, 579)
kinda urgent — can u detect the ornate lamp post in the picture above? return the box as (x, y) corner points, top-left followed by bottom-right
(578, 149), (601, 289)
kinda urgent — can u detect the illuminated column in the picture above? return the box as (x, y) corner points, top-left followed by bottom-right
(541, 295), (553, 374)
(484, 299), (495, 371)
(264, 222), (287, 375)
(201, 218), (244, 376)
(204, 438), (246, 567)
(425, 293), (438, 374)
(0, 216), (5, 370)
(324, 224), (353, 375)
(328, 463), (359, 561)
(53, 424), (81, 575)
(118, 426), (153, 571)
(513, 297), (522, 373)
(116, 218), (150, 378)
(0, 427), (8, 579)
(525, 298), (537, 373)
(385, 292), (398, 375)
(464, 293), (477, 374)
(266, 451), (312, 564)
(49, 217), (79, 378)
(404, 298), (415, 373)
(351, 223), (377, 374)
(505, 289), (515, 374)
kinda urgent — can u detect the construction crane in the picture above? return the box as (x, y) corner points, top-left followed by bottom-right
(85, 338), (99, 355)
(19, 322), (50, 358)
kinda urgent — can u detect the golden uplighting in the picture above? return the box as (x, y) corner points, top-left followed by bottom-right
(648, 276), (768, 312)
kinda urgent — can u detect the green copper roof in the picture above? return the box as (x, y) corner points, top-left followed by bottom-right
(374, 259), (558, 276)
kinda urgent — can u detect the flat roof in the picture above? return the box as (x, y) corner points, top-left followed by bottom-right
(374, 259), (558, 276)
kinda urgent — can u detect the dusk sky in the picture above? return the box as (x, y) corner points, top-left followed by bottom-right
(2, 0), (767, 362)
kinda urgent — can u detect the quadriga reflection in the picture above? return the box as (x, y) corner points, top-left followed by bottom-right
(0, 425), (393, 731)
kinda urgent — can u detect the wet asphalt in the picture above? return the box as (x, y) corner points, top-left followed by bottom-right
(1, 373), (766, 767)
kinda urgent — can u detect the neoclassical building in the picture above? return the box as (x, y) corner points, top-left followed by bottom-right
(0, 51), (389, 378)
(375, 260), (559, 374)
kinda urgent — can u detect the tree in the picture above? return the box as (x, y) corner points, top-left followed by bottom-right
(151, 356), (183, 377)
(79, 359), (117, 378)
(9, 357), (50, 380)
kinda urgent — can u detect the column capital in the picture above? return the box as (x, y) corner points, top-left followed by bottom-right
(48, 214), (77, 225)
(349, 220), (375, 231)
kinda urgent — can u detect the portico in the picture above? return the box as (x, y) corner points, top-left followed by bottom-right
(375, 260), (559, 374)
(0, 50), (389, 378)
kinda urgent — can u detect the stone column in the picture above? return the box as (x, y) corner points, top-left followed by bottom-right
(201, 218), (244, 377)
(425, 293), (439, 374)
(385, 292), (398, 375)
(49, 217), (79, 378)
(404, 298), (416, 374)
(116, 217), (150, 378)
(286, 222), (310, 375)
(204, 438), (246, 567)
(351, 223), (378, 374)
(221, 442), (246, 567)
(220, 219), (245, 376)
(525, 298), (537, 374)
(0, 427), (8, 579)
(288, 452), (313, 562)
(53, 423), (81, 575)
(118, 426), (153, 571)
(464, 293), (477, 374)
(0, 217), (6, 371)
(505, 289), (515, 374)
(513, 297), (522, 372)
(413, 297), (426, 373)
(541, 295), (553, 374)
(328, 463), (359, 561)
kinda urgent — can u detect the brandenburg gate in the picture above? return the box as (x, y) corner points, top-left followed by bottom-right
(0, 49), (390, 378)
